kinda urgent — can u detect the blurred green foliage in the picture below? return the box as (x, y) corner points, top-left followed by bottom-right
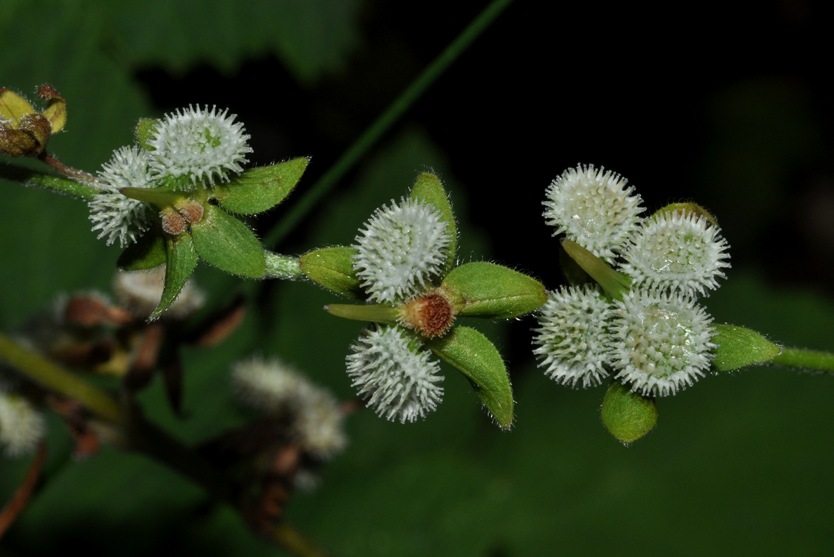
(2, 2), (834, 556)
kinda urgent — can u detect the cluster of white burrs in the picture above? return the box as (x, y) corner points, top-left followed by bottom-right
(346, 198), (452, 424)
(87, 105), (251, 247)
(534, 164), (730, 397)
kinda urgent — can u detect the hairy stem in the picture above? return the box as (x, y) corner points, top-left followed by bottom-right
(264, 252), (304, 280)
(772, 347), (834, 374)
(263, 0), (514, 248)
(38, 151), (98, 186)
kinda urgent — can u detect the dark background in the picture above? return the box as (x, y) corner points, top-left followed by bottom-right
(2, 1), (834, 556)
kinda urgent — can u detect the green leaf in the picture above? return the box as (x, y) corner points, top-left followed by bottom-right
(298, 245), (362, 298)
(212, 157), (310, 215)
(711, 323), (781, 371)
(117, 232), (166, 271)
(190, 205), (266, 278)
(151, 235), (199, 320)
(426, 326), (513, 430)
(600, 382), (658, 445)
(409, 172), (457, 272)
(441, 261), (546, 319)
(561, 239), (630, 300)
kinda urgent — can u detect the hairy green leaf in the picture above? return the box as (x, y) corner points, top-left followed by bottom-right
(213, 157), (310, 215)
(190, 205), (265, 278)
(151, 234), (199, 320)
(409, 172), (457, 272)
(441, 261), (546, 318)
(427, 325), (513, 430)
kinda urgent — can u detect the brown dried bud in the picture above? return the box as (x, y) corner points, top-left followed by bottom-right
(398, 290), (455, 338)
(176, 200), (204, 224)
(160, 208), (187, 236)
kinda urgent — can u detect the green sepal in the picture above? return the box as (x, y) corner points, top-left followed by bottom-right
(135, 118), (159, 150)
(652, 202), (719, 226)
(711, 324), (781, 372)
(190, 204), (266, 278)
(117, 232), (166, 271)
(212, 157), (310, 215)
(561, 239), (631, 300)
(121, 187), (184, 209)
(440, 262), (546, 318)
(325, 303), (398, 324)
(558, 247), (594, 287)
(299, 246), (362, 298)
(409, 172), (457, 272)
(151, 235), (199, 320)
(600, 381), (658, 445)
(426, 326), (514, 430)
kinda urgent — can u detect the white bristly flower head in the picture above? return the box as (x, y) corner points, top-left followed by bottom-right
(231, 356), (347, 458)
(607, 290), (716, 397)
(346, 325), (444, 423)
(353, 198), (451, 304)
(0, 391), (46, 458)
(88, 145), (155, 247)
(543, 164), (645, 263)
(148, 105), (251, 189)
(620, 212), (731, 296)
(532, 285), (613, 388)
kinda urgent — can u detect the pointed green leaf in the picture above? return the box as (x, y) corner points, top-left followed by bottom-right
(409, 172), (457, 271)
(561, 239), (630, 300)
(212, 157), (310, 215)
(600, 382), (658, 445)
(426, 326), (513, 430)
(299, 246), (362, 298)
(712, 324), (781, 371)
(441, 261), (546, 319)
(117, 232), (166, 271)
(190, 205), (266, 278)
(151, 235), (199, 320)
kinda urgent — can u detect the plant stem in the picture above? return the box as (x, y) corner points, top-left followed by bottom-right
(772, 347), (834, 374)
(263, 0), (514, 248)
(0, 332), (328, 557)
(38, 151), (98, 186)
(0, 333), (124, 425)
(264, 251), (304, 280)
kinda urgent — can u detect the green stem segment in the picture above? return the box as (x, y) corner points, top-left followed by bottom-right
(0, 332), (124, 425)
(25, 171), (98, 200)
(263, 0), (514, 248)
(264, 251), (304, 280)
(772, 347), (834, 374)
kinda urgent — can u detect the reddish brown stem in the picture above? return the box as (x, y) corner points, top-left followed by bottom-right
(38, 151), (97, 185)
(0, 443), (47, 538)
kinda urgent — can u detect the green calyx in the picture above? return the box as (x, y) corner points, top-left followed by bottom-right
(711, 324), (781, 371)
(299, 246), (362, 298)
(600, 382), (658, 445)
